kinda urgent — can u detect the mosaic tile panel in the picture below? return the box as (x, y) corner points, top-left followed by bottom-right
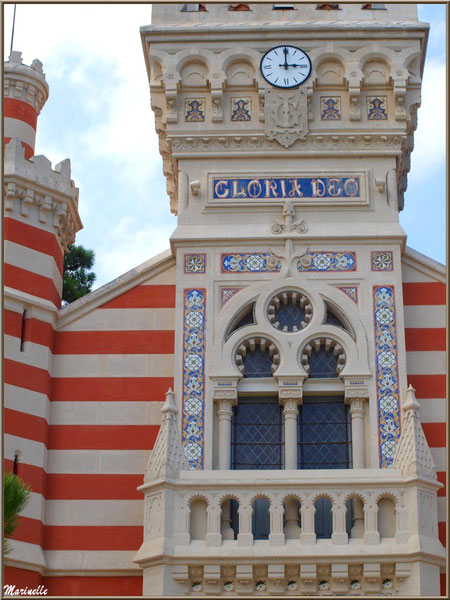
(184, 253), (206, 274)
(220, 287), (243, 307)
(231, 97), (251, 121)
(371, 250), (393, 271)
(182, 289), (206, 469)
(337, 286), (358, 304)
(373, 285), (401, 468)
(185, 98), (205, 122)
(320, 96), (341, 120)
(221, 253), (281, 273)
(297, 251), (356, 272)
(367, 96), (387, 120)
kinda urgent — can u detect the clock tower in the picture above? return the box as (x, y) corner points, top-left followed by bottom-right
(135, 3), (444, 596)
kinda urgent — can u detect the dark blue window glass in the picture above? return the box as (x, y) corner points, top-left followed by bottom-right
(242, 348), (273, 378)
(231, 398), (283, 469)
(274, 302), (305, 330)
(308, 347), (339, 378)
(297, 397), (351, 469)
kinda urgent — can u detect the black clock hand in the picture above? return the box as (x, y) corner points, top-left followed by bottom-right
(283, 47), (288, 70)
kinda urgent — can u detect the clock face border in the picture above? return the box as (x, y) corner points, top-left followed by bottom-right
(260, 44), (312, 89)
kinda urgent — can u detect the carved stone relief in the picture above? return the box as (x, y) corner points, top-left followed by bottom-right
(265, 88), (308, 148)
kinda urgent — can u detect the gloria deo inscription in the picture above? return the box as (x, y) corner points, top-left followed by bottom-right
(212, 175), (361, 201)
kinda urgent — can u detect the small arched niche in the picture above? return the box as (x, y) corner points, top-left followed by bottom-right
(378, 496), (396, 538)
(189, 498), (208, 540)
(362, 59), (390, 86)
(316, 59), (345, 87)
(225, 60), (255, 87)
(180, 60), (209, 87)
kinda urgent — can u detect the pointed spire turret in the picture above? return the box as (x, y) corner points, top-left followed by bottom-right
(144, 388), (189, 482)
(393, 385), (437, 479)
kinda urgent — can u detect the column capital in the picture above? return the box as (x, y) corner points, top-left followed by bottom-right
(344, 386), (369, 405)
(213, 388), (238, 403)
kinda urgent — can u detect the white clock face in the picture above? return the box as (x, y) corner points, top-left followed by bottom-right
(260, 45), (312, 89)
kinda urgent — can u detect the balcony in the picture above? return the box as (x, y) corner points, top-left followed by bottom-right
(133, 389), (444, 596)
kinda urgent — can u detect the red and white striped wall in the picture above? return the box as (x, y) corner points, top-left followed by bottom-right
(4, 51), (48, 159)
(402, 257), (446, 594)
(38, 265), (174, 595)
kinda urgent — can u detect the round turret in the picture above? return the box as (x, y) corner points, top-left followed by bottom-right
(4, 50), (49, 159)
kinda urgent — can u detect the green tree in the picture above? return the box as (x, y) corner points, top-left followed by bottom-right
(63, 244), (96, 304)
(4, 472), (31, 554)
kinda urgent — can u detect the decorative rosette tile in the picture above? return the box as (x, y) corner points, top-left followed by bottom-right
(350, 579), (361, 590)
(231, 97), (251, 121)
(371, 250), (393, 271)
(221, 287), (243, 307)
(337, 286), (358, 303)
(221, 253), (281, 273)
(185, 98), (205, 122)
(182, 289), (206, 469)
(373, 285), (401, 467)
(287, 580), (298, 591)
(223, 581), (234, 592)
(367, 96), (387, 120)
(321, 96), (341, 120)
(297, 251), (356, 272)
(191, 581), (203, 592)
(184, 253), (206, 274)
(255, 581), (266, 591)
(318, 580), (330, 590)
(382, 578), (393, 589)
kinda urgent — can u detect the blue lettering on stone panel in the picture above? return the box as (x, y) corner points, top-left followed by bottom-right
(212, 176), (361, 201)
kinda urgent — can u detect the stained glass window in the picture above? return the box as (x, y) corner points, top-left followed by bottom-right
(308, 347), (339, 378)
(231, 398), (283, 469)
(242, 348), (273, 378)
(298, 396), (351, 469)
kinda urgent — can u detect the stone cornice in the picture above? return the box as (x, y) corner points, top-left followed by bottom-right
(169, 133), (407, 155)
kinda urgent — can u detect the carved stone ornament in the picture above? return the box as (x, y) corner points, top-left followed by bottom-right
(271, 201), (308, 235)
(265, 88), (308, 148)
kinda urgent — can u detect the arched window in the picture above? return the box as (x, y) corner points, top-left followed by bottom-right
(301, 338), (345, 378)
(235, 337), (279, 378)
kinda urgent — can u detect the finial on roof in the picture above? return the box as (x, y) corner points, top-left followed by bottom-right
(161, 387), (177, 414)
(402, 384), (420, 413)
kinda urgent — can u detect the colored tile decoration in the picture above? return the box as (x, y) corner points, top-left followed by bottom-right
(231, 97), (251, 121)
(184, 253), (206, 274)
(185, 98), (205, 122)
(182, 289), (206, 470)
(297, 251), (356, 272)
(221, 287), (242, 307)
(373, 285), (401, 468)
(213, 175), (361, 201)
(337, 286), (358, 304)
(367, 96), (387, 120)
(320, 96), (341, 120)
(371, 250), (393, 271)
(221, 253), (281, 273)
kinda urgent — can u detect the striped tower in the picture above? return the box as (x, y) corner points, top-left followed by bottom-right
(4, 51), (82, 588)
(4, 51), (48, 159)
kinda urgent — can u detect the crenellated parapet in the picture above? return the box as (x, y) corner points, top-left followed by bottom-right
(4, 50), (49, 115)
(4, 138), (82, 252)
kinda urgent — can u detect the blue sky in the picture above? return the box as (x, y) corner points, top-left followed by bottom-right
(3, 3), (446, 288)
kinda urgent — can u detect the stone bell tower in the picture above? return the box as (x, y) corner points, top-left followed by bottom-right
(135, 3), (444, 596)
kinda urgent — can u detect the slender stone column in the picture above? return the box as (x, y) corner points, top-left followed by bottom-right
(299, 500), (316, 544)
(345, 390), (368, 469)
(213, 387), (237, 470)
(284, 498), (301, 539)
(217, 399), (235, 470)
(206, 502), (222, 546)
(237, 501), (253, 546)
(363, 501), (380, 544)
(331, 500), (348, 544)
(283, 398), (299, 470)
(269, 500), (285, 546)
(278, 386), (302, 470)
